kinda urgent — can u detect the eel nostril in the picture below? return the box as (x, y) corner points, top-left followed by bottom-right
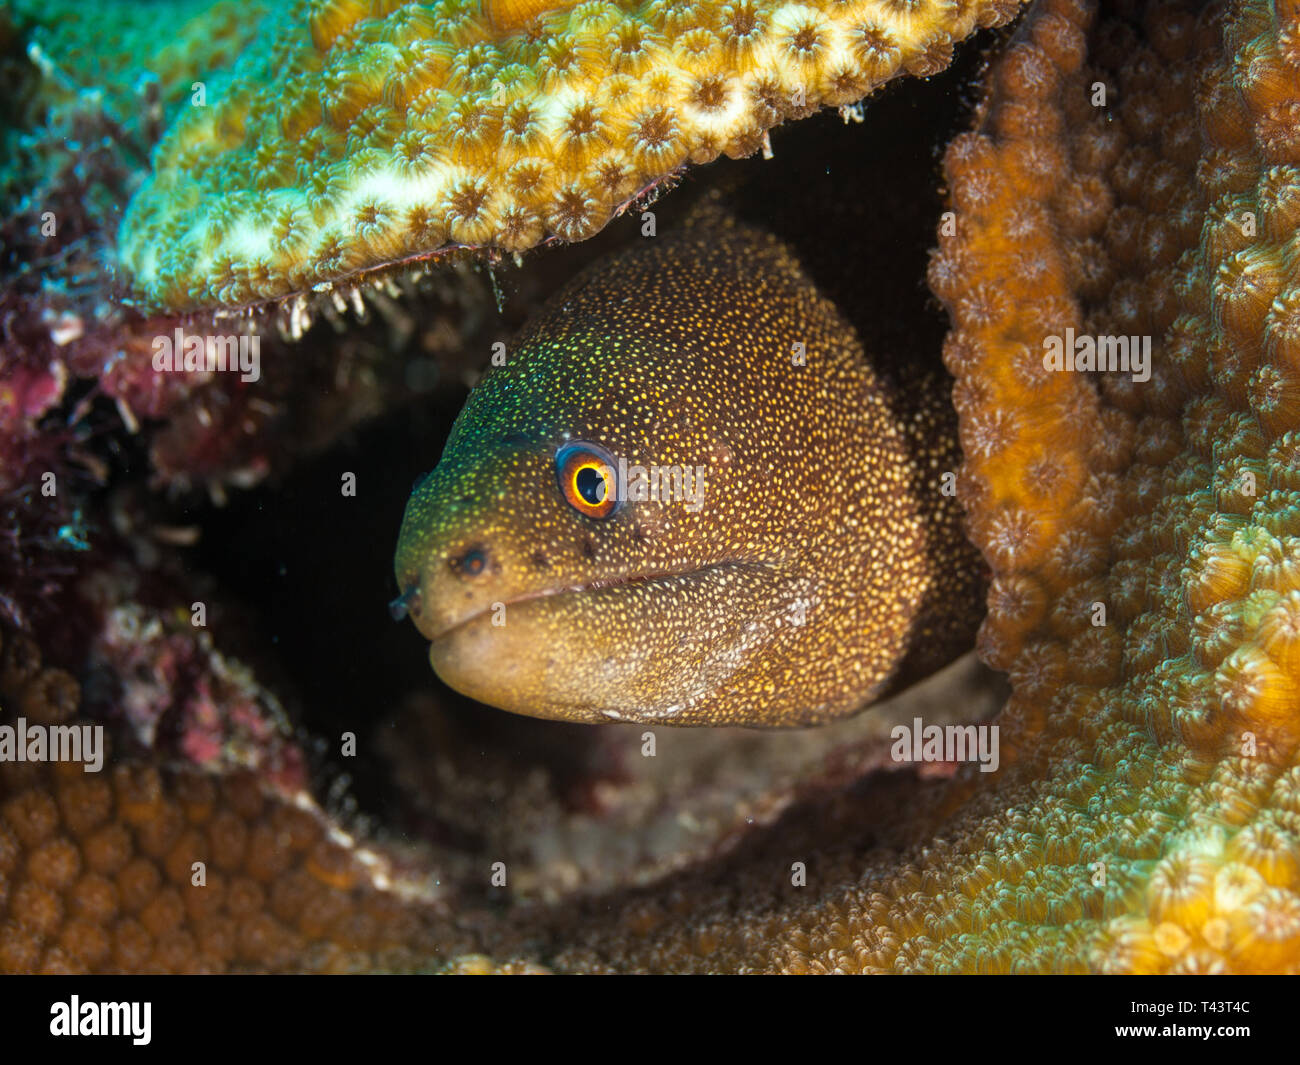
(451, 546), (491, 577)
(389, 585), (419, 621)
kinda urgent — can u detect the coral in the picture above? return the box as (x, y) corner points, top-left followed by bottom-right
(1, 0), (497, 532)
(85, 602), (304, 788)
(0, 613), (1003, 972)
(0, 622), (485, 974)
(1, 0), (276, 341)
(927, 0), (1300, 972)
(4, 0), (1300, 976)
(117, 0), (1025, 313)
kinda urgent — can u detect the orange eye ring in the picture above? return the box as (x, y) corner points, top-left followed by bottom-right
(556, 442), (619, 519)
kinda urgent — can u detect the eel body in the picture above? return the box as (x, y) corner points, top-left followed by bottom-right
(395, 218), (985, 725)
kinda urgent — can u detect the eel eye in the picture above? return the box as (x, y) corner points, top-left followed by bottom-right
(555, 442), (619, 519)
(454, 547), (489, 576)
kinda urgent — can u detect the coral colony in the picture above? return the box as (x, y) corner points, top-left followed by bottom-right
(0, 0), (1298, 978)
(116, 0), (1021, 312)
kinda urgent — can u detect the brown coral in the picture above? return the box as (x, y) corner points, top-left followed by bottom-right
(0, 624), (481, 973)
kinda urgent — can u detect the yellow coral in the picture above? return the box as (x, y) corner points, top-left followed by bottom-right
(117, 0), (1023, 313)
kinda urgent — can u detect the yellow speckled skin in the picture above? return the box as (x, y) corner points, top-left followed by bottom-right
(395, 218), (984, 725)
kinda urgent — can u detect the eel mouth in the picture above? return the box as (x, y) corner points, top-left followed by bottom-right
(422, 557), (784, 723)
(427, 560), (766, 644)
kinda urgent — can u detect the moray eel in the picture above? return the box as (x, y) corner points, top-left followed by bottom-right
(394, 216), (985, 725)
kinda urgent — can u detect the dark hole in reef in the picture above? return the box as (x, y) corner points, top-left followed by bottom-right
(723, 30), (990, 359)
(184, 383), (613, 835)
(168, 31), (996, 841)
(185, 389), (462, 814)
